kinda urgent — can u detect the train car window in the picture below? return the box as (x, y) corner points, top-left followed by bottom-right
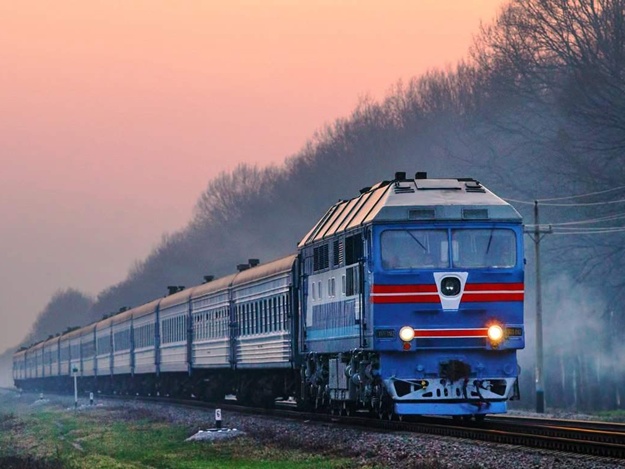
(247, 304), (251, 335)
(318, 281), (323, 299)
(381, 229), (448, 270)
(451, 229), (516, 268)
(282, 295), (288, 330)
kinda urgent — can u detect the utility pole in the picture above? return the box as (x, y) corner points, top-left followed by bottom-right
(524, 201), (552, 413)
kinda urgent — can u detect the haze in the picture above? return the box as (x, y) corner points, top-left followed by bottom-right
(0, 0), (505, 350)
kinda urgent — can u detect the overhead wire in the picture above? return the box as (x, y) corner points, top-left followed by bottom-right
(505, 197), (625, 207)
(535, 184), (625, 202)
(551, 228), (625, 235)
(505, 184), (625, 235)
(504, 184), (625, 206)
(524, 212), (625, 227)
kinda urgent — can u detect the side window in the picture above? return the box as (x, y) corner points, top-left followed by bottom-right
(345, 234), (363, 265)
(346, 266), (360, 296)
(328, 278), (336, 297)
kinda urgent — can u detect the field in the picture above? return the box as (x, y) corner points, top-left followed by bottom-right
(0, 391), (354, 469)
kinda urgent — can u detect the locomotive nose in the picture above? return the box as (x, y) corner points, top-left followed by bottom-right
(441, 277), (461, 296)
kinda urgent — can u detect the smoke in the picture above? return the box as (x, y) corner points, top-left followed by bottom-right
(518, 273), (622, 411)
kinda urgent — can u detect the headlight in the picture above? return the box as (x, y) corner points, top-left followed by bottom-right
(399, 326), (415, 342)
(487, 324), (504, 342)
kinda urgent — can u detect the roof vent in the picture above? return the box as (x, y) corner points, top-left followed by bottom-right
(359, 186), (371, 194)
(462, 208), (489, 219)
(464, 180), (485, 193)
(394, 171), (406, 181)
(415, 172), (428, 180)
(248, 258), (260, 267)
(203, 275), (214, 283)
(394, 184), (415, 194)
(167, 286), (185, 295)
(409, 208), (435, 219)
(237, 264), (250, 272)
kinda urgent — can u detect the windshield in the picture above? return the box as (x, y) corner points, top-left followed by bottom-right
(451, 229), (516, 268)
(380, 228), (516, 270)
(381, 229), (447, 269)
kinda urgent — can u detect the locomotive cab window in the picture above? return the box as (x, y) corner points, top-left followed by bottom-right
(381, 229), (447, 270)
(451, 229), (516, 268)
(381, 228), (517, 270)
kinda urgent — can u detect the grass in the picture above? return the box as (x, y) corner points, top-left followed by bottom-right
(0, 396), (353, 469)
(596, 409), (625, 422)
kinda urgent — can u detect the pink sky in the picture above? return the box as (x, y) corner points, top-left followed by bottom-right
(0, 0), (506, 351)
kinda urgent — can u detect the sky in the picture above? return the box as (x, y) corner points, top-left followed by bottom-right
(0, 0), (506, 351)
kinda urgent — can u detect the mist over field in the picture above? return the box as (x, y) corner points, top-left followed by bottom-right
(3, 0), (625, 411)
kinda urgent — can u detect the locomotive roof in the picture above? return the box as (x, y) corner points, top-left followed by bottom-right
(299, 175), (521, 247)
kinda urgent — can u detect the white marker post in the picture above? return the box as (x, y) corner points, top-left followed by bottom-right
(215, 408), (222, 429)
(72, 366), (78, 409)
(89, 392), (94, 406)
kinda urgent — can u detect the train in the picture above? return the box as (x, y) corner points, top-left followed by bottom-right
(13, 171), (525, 420)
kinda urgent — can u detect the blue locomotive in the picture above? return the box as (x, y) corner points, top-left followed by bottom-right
(13, 172), (524, 420)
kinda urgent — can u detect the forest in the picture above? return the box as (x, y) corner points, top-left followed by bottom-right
(3, 0), (624, 412)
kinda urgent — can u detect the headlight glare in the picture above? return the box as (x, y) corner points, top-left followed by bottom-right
(487, 324), (504, 342)
(399, 326), (415, 342)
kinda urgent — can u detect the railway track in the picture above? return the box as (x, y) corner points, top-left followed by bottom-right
(104, 394), (625, 461)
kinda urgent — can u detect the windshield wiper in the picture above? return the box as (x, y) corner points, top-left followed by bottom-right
(404, 230), (427, 251)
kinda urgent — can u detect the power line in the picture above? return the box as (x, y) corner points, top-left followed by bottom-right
(553, 226), (625, 231)
(506, 197), (625, 207)
(547, 213), (625, 226)
(537, 184), (625, 202)
(551, 227), (625, 235)
(504, 184), (625, 205)
(524, 213), (625, 227)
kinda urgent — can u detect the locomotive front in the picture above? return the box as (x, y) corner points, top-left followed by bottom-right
(299, 172), (524, 419)
(370, 174), (524, 418)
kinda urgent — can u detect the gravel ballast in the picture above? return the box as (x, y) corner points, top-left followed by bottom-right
(5, 391), (624, 468)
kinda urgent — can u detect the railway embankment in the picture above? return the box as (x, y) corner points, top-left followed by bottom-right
(0, 389), (623, 469)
